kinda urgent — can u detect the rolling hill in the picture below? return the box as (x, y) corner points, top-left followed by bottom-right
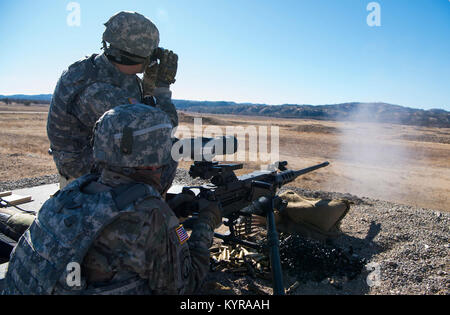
(1, 94), (448, 128)
(174, 100), (450, 128)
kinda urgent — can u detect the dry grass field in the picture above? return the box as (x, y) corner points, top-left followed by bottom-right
(0, 103), (56, 180)
(0, 102), (449, 212)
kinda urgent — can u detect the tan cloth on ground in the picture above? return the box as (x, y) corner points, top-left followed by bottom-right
(269, 190), (351, 241)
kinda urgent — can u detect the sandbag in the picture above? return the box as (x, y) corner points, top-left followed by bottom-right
(0, 208), (35, 242)
(272, 190), (351, 241)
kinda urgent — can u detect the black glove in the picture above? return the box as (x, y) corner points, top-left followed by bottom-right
(167, 192), (195, 218)
(197, 198), (222, 229)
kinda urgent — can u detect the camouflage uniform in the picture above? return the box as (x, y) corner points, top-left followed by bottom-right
(47, 53), (142, 179)
(3, 104), (217, 295)
(3, 172), (213, 295)
(47, 11), (178, 181)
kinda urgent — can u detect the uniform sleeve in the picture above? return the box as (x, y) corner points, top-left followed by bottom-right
(73, 83), (131, 128)
(152, 87), (179, 127)
(140, 199), (212, 294)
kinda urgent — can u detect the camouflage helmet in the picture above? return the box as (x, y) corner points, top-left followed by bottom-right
(103, 11), (160, 58)
(93, 103), (173, 168)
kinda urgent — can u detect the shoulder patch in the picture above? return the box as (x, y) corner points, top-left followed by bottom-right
(175, 225), (189, 245)
(128, 98), (138, 104)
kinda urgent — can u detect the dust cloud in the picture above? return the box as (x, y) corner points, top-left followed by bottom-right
(328, 104), (413, 202)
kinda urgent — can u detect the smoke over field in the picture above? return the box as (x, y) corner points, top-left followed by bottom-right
(331, 105), (413, 202)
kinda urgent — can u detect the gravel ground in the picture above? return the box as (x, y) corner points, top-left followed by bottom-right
(0, 174), (59, 192)
(1, 170), (448, 295)
(204, 186), (449, 295)
(282, 187), (449, 295)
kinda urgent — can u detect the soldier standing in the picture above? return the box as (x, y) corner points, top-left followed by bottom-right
(3, 104), (221, 295)
(47, 11), (179, 189)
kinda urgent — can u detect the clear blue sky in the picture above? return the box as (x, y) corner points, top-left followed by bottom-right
(0, 0), (449, 110)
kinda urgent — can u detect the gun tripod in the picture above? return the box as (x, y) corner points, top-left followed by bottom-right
(214, 194), (286, 296)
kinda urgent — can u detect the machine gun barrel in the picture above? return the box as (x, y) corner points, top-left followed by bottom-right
(274, 161), (329, 187)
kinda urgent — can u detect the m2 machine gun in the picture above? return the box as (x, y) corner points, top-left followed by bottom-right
(170, 136), (329, 295)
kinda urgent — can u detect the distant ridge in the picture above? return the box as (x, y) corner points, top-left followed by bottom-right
(173, 100), (450, 128)
(1, 94), (448, 128)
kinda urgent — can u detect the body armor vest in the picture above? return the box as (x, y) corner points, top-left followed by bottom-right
(3, 174), (161, 295)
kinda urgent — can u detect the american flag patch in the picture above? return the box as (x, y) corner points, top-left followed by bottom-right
(128, 98), (138, 104)
(175, 225), (189, 245)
